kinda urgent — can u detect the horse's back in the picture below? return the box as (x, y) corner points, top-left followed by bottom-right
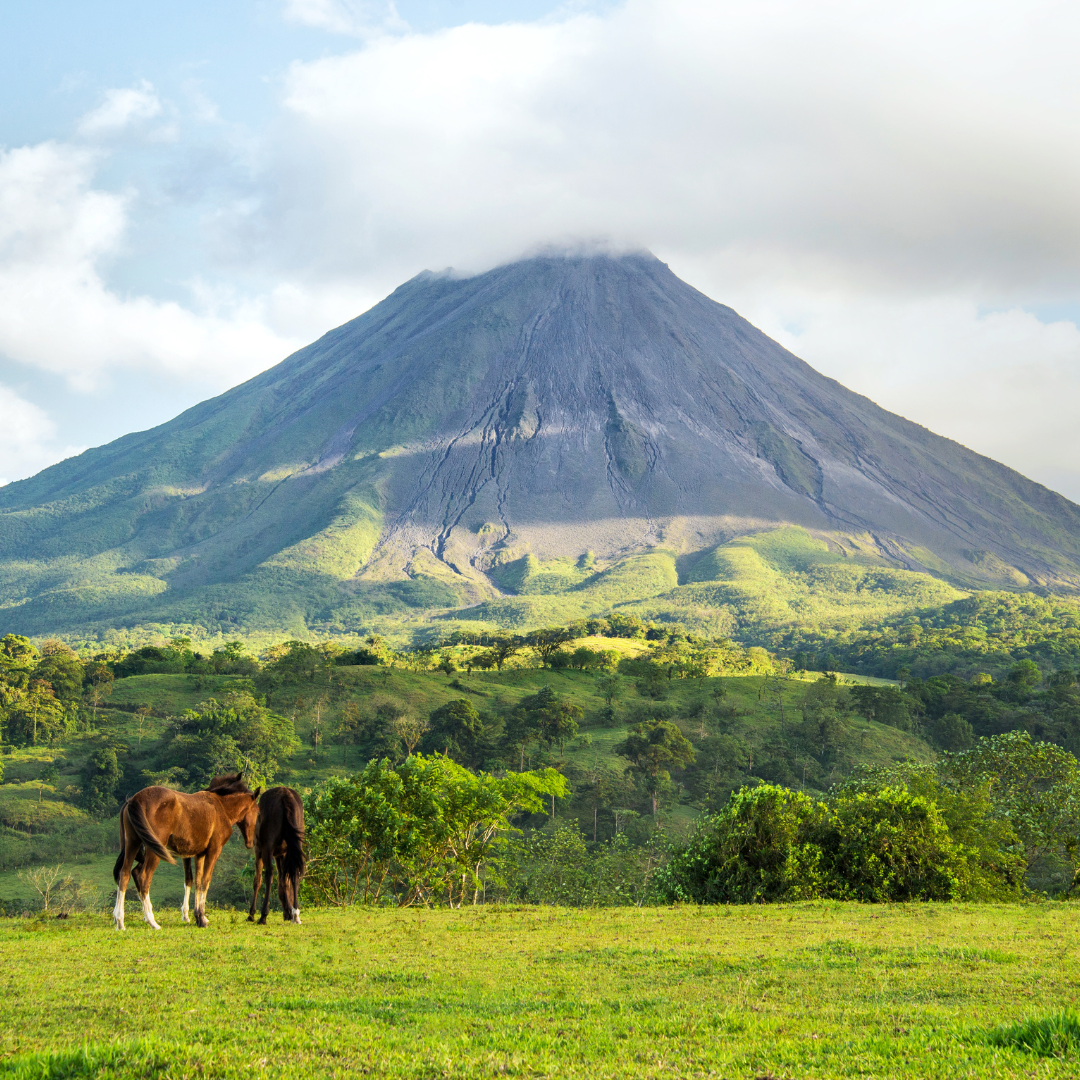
(129, 785), (230, 852)
(258, 786), (304, 848)
(131, 785), (183, 821)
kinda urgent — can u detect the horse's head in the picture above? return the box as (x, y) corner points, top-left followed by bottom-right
(236, 788), (262, 848)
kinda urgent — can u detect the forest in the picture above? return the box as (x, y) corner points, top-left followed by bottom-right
(4, 602), (1080, 914)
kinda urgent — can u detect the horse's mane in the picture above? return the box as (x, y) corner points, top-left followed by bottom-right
(207, 772), (251, 796)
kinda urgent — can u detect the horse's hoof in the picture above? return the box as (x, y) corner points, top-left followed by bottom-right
(258, 916), (268, 925)
(246, 914), (254, 922)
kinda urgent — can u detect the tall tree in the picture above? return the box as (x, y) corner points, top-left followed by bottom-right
(616, 720), (696, 815)
(425, 699), (484, 765)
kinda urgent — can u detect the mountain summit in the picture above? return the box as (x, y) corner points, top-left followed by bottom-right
(2, 252), (1079, 638)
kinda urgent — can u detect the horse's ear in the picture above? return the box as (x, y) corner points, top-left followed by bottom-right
(253, 787), (262, 800)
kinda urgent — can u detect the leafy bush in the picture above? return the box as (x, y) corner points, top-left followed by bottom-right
(302, 756), (568, 908)
(656, 785), (826, 903)
(162, 691), (299, 788)
(657, 779), (1015, 904)
(840, 762), (1026, 900)
(81, 747), (121, 816)
(816, 787), (965, 902)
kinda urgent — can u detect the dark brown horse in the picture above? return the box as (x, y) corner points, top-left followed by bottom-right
(112, 773), (260, 930)
(248, 786), (306, 925)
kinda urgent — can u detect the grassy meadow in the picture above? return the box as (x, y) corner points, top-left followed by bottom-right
(3, 903), (1080, 1078)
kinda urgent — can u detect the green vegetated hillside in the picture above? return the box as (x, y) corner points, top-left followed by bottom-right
(1, 643), (931, 905)
(14, 522), (1080, 695)
(439, 526), (1080, 682)
(8, 613), (1080, 917)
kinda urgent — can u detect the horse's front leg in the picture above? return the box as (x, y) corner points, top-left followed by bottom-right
(193, 854), (209, 928)
(181, 858), (193, 923)
(248, 852), (263, 922)
(195, 843), (224, 928)
(136, 852), (162, 930)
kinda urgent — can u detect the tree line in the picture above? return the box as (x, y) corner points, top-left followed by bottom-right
(297, 727), (1080, 908)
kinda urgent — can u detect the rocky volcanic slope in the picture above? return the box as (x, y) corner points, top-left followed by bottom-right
(1, 252), (1078, 639)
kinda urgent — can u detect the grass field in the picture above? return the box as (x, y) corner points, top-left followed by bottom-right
(2, 903), (1079, 1078)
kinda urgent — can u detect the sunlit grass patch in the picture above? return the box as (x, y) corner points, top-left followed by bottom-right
(985, 1013), (1080, 1057)
(0, 1037), (213, 1079)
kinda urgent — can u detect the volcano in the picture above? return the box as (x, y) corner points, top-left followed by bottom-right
(2, 251), (1078, 639)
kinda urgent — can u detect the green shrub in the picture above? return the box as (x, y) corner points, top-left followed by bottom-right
(81, 747), (121, 817)
(817, 786), (964, 901)
(302, 756), (568, 908)
(656, 784), (827, 903)
(658, 780), (1005, 904)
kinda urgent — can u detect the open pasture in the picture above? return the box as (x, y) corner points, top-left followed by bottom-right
(1, 903), (1078, 1078)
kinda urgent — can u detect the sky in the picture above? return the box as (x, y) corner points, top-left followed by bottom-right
(3, 1), (1080, 501)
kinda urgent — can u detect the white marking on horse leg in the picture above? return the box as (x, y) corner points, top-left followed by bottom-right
(141, 893), (162, 930)
(291, 909), (302, 925)
(181, 884), (190, 923)
(113, 886), (126, 930)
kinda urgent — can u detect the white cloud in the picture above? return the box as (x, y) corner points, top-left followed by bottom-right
(77, 80), (164, 138)
(282, 0), (406, 37)
(256, 1), (1080, 296)
(0, 140), (303, 393)
(0, 384), (83, 486)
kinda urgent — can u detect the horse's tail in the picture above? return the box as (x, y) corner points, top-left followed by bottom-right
(113, 799), (129, 885)
(126, 796), (176, 865)
(282, 792), (306, 891)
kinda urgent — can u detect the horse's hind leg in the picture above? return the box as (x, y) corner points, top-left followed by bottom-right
(182, 858), (193, 923)
(259, 852), (274, 924)
(248, 851), (263, 923)
(113, 813), (140, 930)
(274, 854), (291, 922)
(261, 853), (279, 924)
(194, 845), (224, 929)
(135, 852), (162, 930)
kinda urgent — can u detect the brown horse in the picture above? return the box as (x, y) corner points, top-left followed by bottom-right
(112, 773), (260, 930)
(248, 786), (306, 925)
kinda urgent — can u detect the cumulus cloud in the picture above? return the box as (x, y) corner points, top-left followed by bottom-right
(77, 80), (165, 138)
(0, 384), (83, 486)
(0, 140), (303, 392)
(258, 2), (1080, 296)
